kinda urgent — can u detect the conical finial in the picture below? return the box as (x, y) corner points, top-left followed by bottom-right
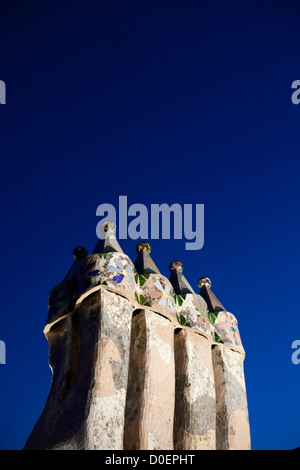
(92, 221), (124, 254)
(63, 247), (88, 283)
(169, 260), (184, 273)
(198, 276), (225, 312)
(198, 277), (211, 289)
(72, 246), (88, 260)
(136, 241), (152, 254)
(169, 260), (194, 295)
(134, 241), (160, 274)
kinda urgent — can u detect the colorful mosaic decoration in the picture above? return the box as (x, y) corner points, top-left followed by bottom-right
(136, 241), (151, 254)
(153, 278), (175, 311)
(213, 311), (242, 348)
(36, 223), (250, 452)
(102, 221), (116, 234)
(198, 277), (212, 289)
(134, 272), (150, 286)
(48, 243), (244, 354)
(107, 257), (135, 289)
(174, 293), (213, 336)
(134, 292), (151, 307)
(169, 260), (183, 273)
(176, 313), (191, 328)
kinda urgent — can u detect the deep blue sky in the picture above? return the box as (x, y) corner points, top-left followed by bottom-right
(0, 0), (300, 450)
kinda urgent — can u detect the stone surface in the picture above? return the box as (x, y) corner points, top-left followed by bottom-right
(134, 249), (160, 275)
(174, 293), (212, 337)
(212, 346), (251, 450)
(124, 309), (175, 450)
(212, 310), (244, 350)
(24, 289), (133, 450)
(199, 284), (226, 313)
(24, 230), (251, 450)
(92, 221), (123, 254)
(169, 264), (195, 295)
(174, 330), (216, 450)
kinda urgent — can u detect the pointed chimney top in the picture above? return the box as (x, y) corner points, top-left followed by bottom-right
(198, 277), (212, 289)
(134, 241), (160, 274)
(198, 277), (226, 312)
(136, 241), (151, 254)
(92, 221), (124, 254)
(72, 246), (88, 260)
(169, 260), (183, 273)
(169, 260), (194, 295)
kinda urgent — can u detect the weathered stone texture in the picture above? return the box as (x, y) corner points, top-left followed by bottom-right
(82, 289), (133, 450)
(24, 289), (133, 450)
(212, 346), (251, 450)
(23, 220), (252, 451)
(174, 330), (216, 450)
(25, 283), (251, 451)
(24, 232), (251, 451)
(124, 309), (175, 450)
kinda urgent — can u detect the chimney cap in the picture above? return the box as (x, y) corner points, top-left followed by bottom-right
(169, 260), (183, 273)
(198, 277), (212, 289)
(136, 241), (151, 254)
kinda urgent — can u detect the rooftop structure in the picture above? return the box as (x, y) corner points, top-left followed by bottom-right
(24, 222), (251, 450)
